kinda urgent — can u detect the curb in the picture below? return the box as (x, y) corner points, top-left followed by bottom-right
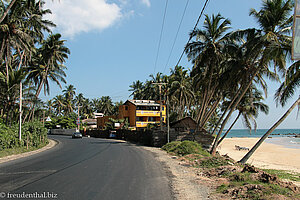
(0, 139), (58, 164)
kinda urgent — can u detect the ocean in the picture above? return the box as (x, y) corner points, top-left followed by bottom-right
(222, 129), (300, 149)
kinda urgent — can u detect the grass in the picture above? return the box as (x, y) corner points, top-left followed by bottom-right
(198, 156), (229, 168)
(0, 141), (49, 158)
(216, 170), (298, 199)
(162, 141), (210, 156)
(261, 169), (300, 182)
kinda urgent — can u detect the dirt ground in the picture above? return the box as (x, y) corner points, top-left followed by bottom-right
(142, 146), (219, 200)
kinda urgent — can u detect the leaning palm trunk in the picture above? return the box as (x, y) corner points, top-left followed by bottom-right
(211, 69), (259, 156)
(217, 111), (241, 146)
(199, 89), (218, 128)
(239, 96), (300, 164)
(0, 0), (17, 24)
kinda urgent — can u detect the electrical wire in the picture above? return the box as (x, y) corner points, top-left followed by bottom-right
(163, 0), (190, 74)
(175, 0), (211, 67)
(154, 0), (169, 74)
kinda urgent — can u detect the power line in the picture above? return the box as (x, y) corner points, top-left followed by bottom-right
(175, 0), (211, 67)
(154, 0), (169, 74)
(163, 0), (190, 74)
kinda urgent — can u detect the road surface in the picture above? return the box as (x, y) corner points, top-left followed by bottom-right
(0, 135), (173, 200)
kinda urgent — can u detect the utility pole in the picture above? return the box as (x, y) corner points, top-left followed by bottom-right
(166, 91), (170, 143)
(77, 104), (81, 131)
(19, 82), (22, 141)
(152, 82), (167, 131)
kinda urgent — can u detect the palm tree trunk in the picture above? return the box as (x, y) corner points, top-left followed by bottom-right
(0, 0), (17, 23)
(199, 89), (218, 128)
(211, 70), (259, 156)
(239, 96), (300, 164)
(217, 112), (241, 146)
(197, 88), (207, 123)
(201, 96), (222, 127)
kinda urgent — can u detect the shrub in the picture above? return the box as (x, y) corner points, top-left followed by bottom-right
(162, 141), (210, 156)
(199, 156), (230, 168)
(162, 141), (181, 153)
(0, 120), (48, 150)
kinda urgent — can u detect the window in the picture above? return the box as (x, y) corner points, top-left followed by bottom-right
(136, 117), (144, 121)
(148, 117), (156, 122)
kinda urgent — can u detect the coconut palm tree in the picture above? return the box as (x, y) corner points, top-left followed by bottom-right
(52, 94), (65, 115)
(129, 80), (144, 99)
(63, 84), (76, 101)
(239, 61), (299, 164)
(217, 86), (269, 145)
(99, 96), (114, 116)
(0, 0), (34, 81)
(168, 66), (194, 120)
(30, 33), (69, 98)
(185, 13), (231, 130)
(0, 65), (27, 125)
(211, 0), (293, 155)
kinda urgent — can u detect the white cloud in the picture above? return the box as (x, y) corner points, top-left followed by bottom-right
(45, 0), (122, 38)
(141, 0), (150, 7)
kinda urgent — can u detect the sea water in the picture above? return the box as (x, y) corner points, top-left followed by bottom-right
(222, 129), (300, 149)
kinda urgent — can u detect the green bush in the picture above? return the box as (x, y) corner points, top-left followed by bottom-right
(162, 141), (181, 152)
(0, 120), (48, 150)
(162, 141), (210, 156)
(199, 156), (230, 168)
(45, 114), (77, 129)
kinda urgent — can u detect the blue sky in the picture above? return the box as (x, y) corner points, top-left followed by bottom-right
(43, 0), (299, 129)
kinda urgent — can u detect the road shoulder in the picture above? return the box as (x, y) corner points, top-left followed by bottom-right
(141, 146), (211, 200)
(0, 139), (57, 164)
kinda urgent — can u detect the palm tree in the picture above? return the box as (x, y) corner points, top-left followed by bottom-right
(185, 13), (231, 130)
(211, 0), (293, 155)
(63, 84), (76, 101)
(30, 33), (70, 98)
(217, 86), (269, 145)
(99, 96), (114, 116)
(52, 94), (65, 115)
(0, 65), (27, 125)
(0, 0), (34, 81)
(168, 66), (194, 120)
(129, 80), (144, 99)
(239, 61), (299, 164)
(45, 99), (54, 116)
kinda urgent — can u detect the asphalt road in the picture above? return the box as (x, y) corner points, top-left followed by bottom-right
(0, 135), (173, 200)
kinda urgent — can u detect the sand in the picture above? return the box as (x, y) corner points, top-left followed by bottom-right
(218, 137), (300, 173)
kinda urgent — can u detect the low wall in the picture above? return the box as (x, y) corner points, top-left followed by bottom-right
(169, 129), (214, 149)
(49, 129), (76, 136)
(84, 129), (155, 147)
(83, 128), (214, 149)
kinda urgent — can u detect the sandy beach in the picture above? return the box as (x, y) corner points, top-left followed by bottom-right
(218, 137), (300, 173)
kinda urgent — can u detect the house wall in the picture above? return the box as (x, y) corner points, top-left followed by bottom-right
(97, 116), (117, 129)
(128, 102), (136, 127)
(97, 100), (166, 129)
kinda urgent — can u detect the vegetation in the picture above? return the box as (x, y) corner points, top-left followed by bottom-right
(0, 120), (48, 156)
(162, 141), (210, 156)
(261, 169), (300, 182)
(161, 141), (300, 199)
(129, 0), (299, 160)
(0, 0), (298, 163)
